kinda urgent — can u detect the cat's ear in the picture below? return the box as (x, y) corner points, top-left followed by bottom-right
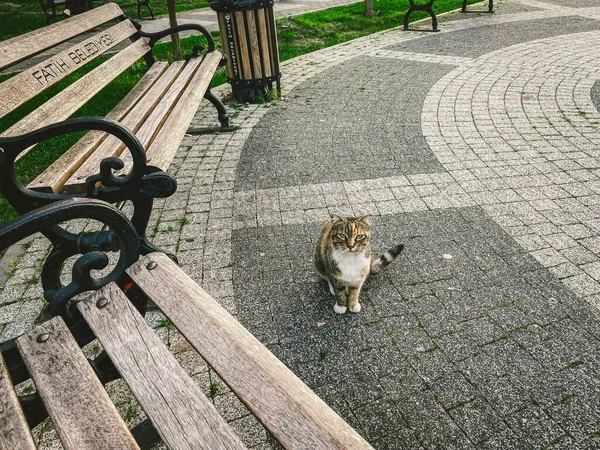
(358, 215), (373, 226)
(330, 213), (346, 223)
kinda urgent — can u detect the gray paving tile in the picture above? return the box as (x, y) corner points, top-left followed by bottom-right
(388, 16), (600, 58)
(235, 57), (448, 191)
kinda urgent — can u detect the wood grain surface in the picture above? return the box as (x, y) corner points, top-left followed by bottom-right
(0, 20), (137, 121)
(78, 283), (247, 450)
(142, 52), (221, 172)
(245, 11), (262, 78)
(0, 353), (36, 450)
(17, 316), (140, 450)
(217, 13), (235, 78)
(234, 12), (252, 79)
(256, 10), (272, 77)
(0, 3), (124, 71)
(62, 61), (188, 192)
(127, 253), (375, 450)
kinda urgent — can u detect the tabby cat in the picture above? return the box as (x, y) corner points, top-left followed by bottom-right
(314, 214), (404, 314)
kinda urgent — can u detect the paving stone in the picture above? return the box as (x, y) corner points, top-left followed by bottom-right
(236, 58), (448, 191)
(389, 16), (600, 58)
(506, 405), (565, 449)
(450, 397), (507, 444)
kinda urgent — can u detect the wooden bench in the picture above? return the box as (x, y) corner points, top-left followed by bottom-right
(38, 0), (154, 23)
(0, 204), (375, 449)
(0, 3), (229, 196)
(0, 3), (231, 259)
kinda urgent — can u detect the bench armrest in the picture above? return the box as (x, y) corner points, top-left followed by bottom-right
(0, 197), (142, 391)
(0, 117), (149, 214)
(138, 23), (219, 57)
(0, 197), (140, 317)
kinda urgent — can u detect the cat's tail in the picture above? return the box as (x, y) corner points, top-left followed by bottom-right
(370, 244), (405, 275)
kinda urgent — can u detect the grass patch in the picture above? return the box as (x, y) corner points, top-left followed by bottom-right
(0, 0), (478, 224)
(0, 0), (210, 42)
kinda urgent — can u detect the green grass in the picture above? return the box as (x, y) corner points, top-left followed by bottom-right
(0, 0), (210, 42)
(277, 0), (479, 60)
(0, 0), (479, 224)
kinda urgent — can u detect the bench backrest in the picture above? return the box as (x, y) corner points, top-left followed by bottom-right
(0, 3), (149, 148)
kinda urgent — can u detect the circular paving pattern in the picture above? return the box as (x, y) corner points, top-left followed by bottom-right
(423, 30), (600, 307)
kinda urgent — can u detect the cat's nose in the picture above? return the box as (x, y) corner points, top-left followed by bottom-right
(347, 243), (355, 249)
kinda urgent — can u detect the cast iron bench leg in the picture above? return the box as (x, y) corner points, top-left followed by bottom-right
(404, 0), (439, 32)
(462, 0), (494, 13)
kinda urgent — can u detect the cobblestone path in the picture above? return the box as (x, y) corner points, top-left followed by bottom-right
(4, 0), (600, 448)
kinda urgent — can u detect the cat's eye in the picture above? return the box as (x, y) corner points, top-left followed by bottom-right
(336, 233), (347, 240)
(356, 234), (366, 241)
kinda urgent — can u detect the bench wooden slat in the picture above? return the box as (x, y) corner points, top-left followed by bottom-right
(0, 20), (138, 121)
(78, 283), (248, 450)
(27, 61), (169, 193)
(62, 60), (188, 193)
(5, 38), (151, 160)
(0, 3), (124, 71)
(143, 51), (223, 172)
(0, 353), (36, 450)
(16, 317), (140, 450)
(103, 55), (208, 177)
(127, 252), (375, 450)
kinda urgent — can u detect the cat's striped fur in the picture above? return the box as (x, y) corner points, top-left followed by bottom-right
(314, 214), (404, 314)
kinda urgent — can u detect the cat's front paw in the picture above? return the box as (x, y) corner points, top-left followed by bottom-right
(348, 303), (362, 313)
(334, 304), (347, 314)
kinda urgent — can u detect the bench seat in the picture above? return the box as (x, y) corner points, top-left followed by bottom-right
(0, 247), (374, 449)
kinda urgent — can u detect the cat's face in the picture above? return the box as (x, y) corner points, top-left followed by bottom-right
(329, 214), (373, 253)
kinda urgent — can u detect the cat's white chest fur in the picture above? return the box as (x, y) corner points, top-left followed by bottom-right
(332, 250), (369, 286)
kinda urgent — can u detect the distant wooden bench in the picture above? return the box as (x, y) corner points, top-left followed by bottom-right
(0, 3), (229, 198)
(0, 201), (374, 450)
(38, 0), (154, 23)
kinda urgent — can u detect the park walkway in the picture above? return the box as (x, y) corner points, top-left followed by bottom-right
(3, 0), (600, 448)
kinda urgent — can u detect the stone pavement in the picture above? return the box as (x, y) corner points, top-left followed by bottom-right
(4, 0), (600, 448)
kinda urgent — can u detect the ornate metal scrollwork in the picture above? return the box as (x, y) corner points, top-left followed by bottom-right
(0, 117), (177, 259)
(134, 22), (216, 56)
(0, 198), (140, 318)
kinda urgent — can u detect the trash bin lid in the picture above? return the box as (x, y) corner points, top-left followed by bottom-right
(209, 0), (273, 12)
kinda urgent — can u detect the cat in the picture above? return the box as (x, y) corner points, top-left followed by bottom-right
(314, 214), (404, 314)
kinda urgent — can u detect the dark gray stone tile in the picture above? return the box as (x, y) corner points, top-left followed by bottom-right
(548, 396), (600, 442)
(450, 397), (506, 445)
(354, 398), (405, 441)
(430, 371), (477, 409)
(506, 406), (565, 449)
(396, 392), (475, 450)
(235, 58), (448, 191)
(478, 375), (531, 417)
(232, 208), (600, 446)
(388, 16), (600, 58)
(477, 427), (530, 450)
(373, 427), (424, 450)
